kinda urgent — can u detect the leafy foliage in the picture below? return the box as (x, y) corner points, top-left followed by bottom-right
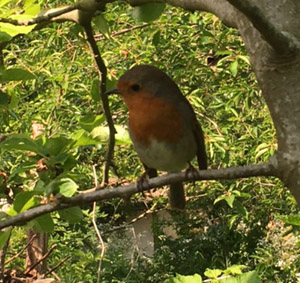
(0, 1), (299, 282)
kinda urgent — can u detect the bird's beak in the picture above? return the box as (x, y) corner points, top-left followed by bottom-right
(105, 88), (121, 95)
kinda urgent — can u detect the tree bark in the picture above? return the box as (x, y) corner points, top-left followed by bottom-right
(26, 230), (48, 278)
(226, 0), (300, 204)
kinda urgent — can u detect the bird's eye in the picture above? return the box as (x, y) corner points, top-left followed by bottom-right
(131, 84), (140, 92)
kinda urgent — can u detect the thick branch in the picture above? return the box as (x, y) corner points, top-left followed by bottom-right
(127, 0), (238, 28)
(0, 159), (278, 230)
(226, 0), (300, 54)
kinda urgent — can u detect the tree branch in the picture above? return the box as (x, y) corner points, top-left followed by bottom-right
(24, 244), (57, 275)
(83, 23), (117, 187)
(4, 234), (37, 265)
(0, 5), (80, 26)
(44, 256), (71, 278)
(225, 0), (300, 54)
(0, 159), (278, 230)
(127, 0), (238, 28)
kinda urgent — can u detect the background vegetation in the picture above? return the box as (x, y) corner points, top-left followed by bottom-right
(1, 1), (300, 282)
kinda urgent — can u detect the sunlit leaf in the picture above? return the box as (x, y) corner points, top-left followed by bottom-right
(224, 265), (246, 275)
(0, 23), (36, 37)
(219, 271), (261, 283)
(229, 60), (238, 77)
(58, 178), (78, 197)
(13, 191), (37, 212)
(164, 273), (202, 283)
(277, 214), (300, 226)
(204, 268), (223, 279)
(91, 125), (131, 145)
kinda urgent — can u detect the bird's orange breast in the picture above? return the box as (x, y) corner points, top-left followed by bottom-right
(122, 91), (183, 146)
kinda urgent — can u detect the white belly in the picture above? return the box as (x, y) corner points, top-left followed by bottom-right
(132, 134), (197, 172)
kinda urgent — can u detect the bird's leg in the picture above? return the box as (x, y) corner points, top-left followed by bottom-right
(137, 165), (158, 192)
(185, 162), (200, 182)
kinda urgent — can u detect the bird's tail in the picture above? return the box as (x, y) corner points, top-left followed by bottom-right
(169, 182), (185, 210)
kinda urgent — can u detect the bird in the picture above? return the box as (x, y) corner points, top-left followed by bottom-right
(106, 65), (207, 209)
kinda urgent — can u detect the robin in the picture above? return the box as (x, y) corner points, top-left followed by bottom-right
(106, 65), (207, 209)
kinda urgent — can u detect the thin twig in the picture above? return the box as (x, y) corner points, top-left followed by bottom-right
(4, 234), (37, 265)
(83, 22), (116, 187)
(92, 165), (106, 283)
(0, 228), (12, 280)
(199, 113), (223, 136)
(95, 24), (150, 41)
(24, 244), (57, 275)
(44, 256), (71, 278)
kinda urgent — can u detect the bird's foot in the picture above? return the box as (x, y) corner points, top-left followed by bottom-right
(137, 171), (151, 192)
(137, 167), (158, 192)
(185, 163), (200, 182)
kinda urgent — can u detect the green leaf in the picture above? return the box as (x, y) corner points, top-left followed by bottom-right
(24, 3), (40, 16)
(224, 195), (235, 208)
(0, 135), (45, 156)
(229, 60), (238, 77)
(0, 0), (12, 8)
(32, 214), (54, 233)
(237, 55), (250, 65)
(8, 93), (19, 109)
(214, 194), (235, 208)
(204, 268), (223, 279)
(255, 143), (270, 159)
(91, 125), (131, 145)
(13, 191), (37, 213)
(90, 78), (101, 102)
(229, 215), (238, 229)
(235, 201), (248, 220)
(79, 112), (105, 132)
(0, 68), (35, 82)
(44, 136), (74, 156)
(0, 228), (12, 249)
(0, 92), (9, 108)
(71, 129), (101, 147)
(93, 14), (110, 38)
(131, 3), (165, 22)
(224, 265), (246, 275)
(8, 161), (36, 182)
(164, 273), (202, 283)
(58, 178), (78, 197)
(277, 214), (300, 226)
(0, 31), (12, 42)
(219, 271), (261, 283)
(152, 30), (161, 46)
(59, 206), (83, 223)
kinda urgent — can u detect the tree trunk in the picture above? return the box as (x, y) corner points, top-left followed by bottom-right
(229, 0), (300, 204)
(26, 229), (48, 278)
